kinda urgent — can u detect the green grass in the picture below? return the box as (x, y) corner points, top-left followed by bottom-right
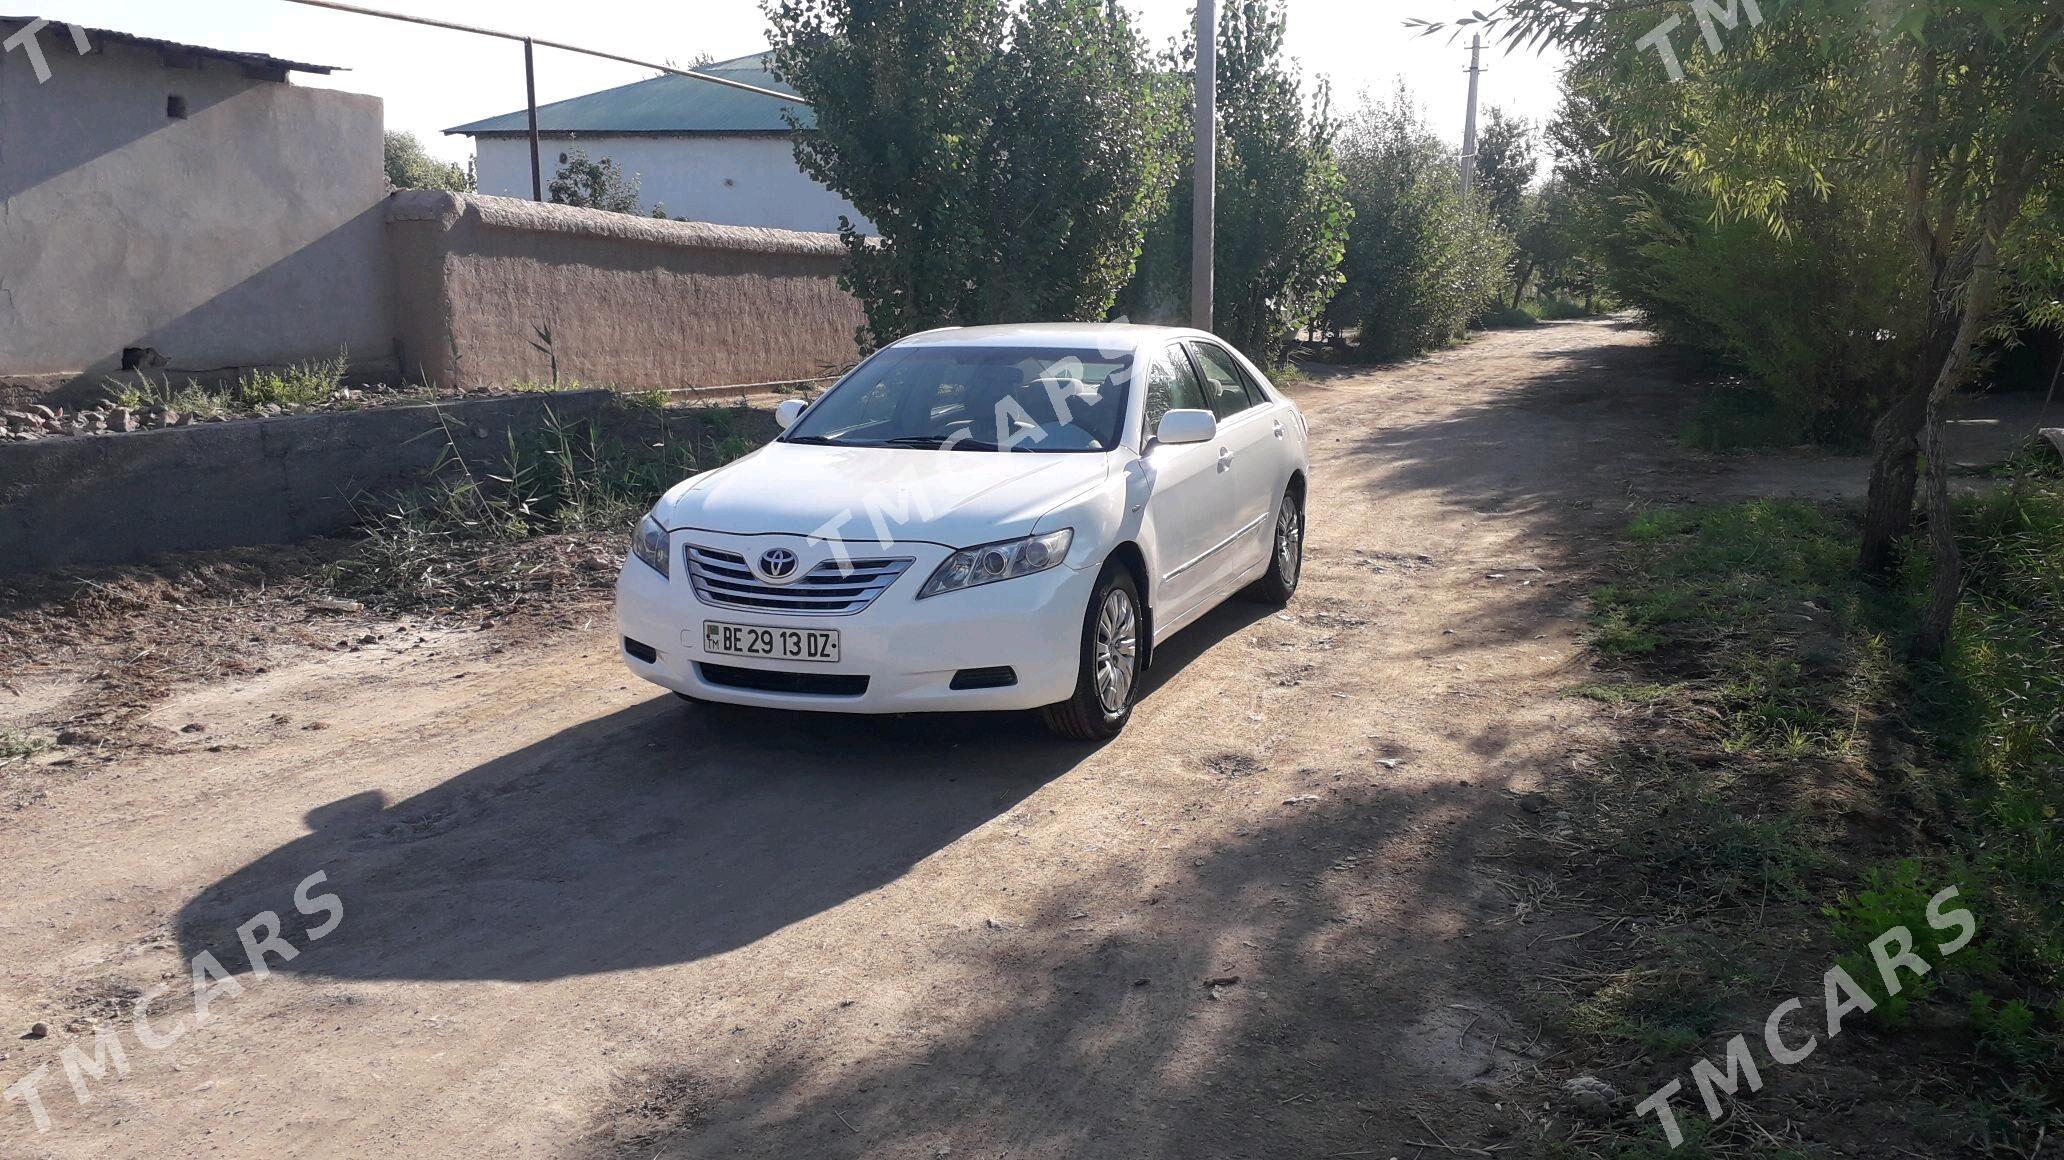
(0, 730), (50, 763)
(1478, 304), (1540, 329)
(1565, 491), (2064, 1150)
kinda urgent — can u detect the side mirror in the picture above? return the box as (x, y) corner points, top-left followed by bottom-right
(1154, 408), (1217, 446)
(774, 398), (807, 430)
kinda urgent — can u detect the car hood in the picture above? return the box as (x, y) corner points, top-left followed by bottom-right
(654, 441), (1113, 546)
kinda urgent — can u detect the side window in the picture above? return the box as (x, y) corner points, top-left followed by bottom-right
(1189, 342), (1262, 420)
(1143, 346), (1209, 432)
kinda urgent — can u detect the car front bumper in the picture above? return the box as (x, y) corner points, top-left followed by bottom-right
(614, 532), (1095, 714)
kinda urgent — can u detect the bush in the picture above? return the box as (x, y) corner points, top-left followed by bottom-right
(1679, 385), (1814, 451)
(1331, 83), (1512, 360)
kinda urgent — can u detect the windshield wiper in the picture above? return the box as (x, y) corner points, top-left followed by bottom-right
(782, 434), (846, 446)
(873, 435), (951, 448)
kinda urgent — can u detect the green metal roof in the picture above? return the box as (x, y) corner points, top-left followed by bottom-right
(446, 51), (811, 136)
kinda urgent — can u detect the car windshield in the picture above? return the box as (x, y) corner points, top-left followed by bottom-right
(785, 345), (1133, 452)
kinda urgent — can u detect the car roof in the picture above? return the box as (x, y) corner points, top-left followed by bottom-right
(891, 322), (1215, 351)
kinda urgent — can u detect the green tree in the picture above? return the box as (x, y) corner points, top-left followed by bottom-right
(1474, 107), (1539, 305)
(383, 130), (472, 193)
(1331, 83), (1511, 359)
(1435, 0), (2064, 656)
(1472, 107), (1534, 234)
(766, 0), (1178, 350)
(1121, 0), (1351, 365)
(548, 149), (646, 215)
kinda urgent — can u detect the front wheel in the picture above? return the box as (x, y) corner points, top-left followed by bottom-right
(1041, 567), (1143, 741)
(1242, 486), (1303, 605)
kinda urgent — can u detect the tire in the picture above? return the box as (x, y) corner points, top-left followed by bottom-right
(1041, 566), (1144, 741)
(1242, 485), (1304, 605)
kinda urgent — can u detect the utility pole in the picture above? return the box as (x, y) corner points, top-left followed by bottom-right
(1459, 33), (1484, 197)
(1192, 0), (1216, 334)
(524, 38), (543, 201)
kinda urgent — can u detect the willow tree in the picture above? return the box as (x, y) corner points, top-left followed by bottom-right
(1426, 0), (2064, 657)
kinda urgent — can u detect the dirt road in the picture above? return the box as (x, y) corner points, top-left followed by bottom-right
(0, 320), (1747, 1157)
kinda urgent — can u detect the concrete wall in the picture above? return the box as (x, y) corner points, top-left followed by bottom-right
(0, 27), (393, 385)
(387, 191), (864, 390)
(0, 393), (778, 573)
(473, 134), (872, 235)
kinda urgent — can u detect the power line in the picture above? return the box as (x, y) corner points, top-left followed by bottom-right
(278, 0), (807, 105)
(282, 0), (807, 203)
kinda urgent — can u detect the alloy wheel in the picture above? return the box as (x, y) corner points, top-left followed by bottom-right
(1093, 588), (1139, 715)
(1275, 498), (1303, 588)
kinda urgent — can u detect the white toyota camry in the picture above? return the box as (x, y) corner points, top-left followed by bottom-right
(615, 323), (1310, 739)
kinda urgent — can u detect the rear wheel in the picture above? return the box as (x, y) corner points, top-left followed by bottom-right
(1041, 567), (1143, 741)
(1242, 485), (1303, 605)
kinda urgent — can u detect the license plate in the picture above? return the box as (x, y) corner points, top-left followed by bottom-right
(702, 621), (840, 664)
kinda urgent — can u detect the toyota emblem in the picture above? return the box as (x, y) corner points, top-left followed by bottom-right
(757, 548), (800, 582)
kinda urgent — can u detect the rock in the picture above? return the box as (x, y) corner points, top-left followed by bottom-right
(108, 407), (135, 433)
(1517, 792), (1552, 815)
(1204, 975), (1240, 988)
(2040, 428), (2064, 463)
(1559, 1075), (1620, 1121)
(180, 723), (206, 733)
(306, 597), (364, 614)
(160, 409), (184, 428)
(25, 1022), (48, 1039)
(262, 403), (281, 415)
(28, 404), (55, 420)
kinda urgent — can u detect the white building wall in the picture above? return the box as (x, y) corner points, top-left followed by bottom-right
(472, 135), (873, 235)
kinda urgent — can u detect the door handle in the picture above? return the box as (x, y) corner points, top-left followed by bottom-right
(1216, 447), (1232, 472)
(1272, 420), (1285, 439)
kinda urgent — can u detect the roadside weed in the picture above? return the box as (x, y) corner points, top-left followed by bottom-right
(236, 352), (348, 408)
(0, 729), (50, 763)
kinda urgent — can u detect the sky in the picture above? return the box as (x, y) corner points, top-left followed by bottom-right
(24, 0), (1564, 165)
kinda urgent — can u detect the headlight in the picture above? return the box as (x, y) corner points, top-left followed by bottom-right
(631, 514), (671, 578)
(918, 529), (1073, 599)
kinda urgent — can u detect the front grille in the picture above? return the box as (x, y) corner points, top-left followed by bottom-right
(684, 545), (913, 615)
(697, 663), (870, 697)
